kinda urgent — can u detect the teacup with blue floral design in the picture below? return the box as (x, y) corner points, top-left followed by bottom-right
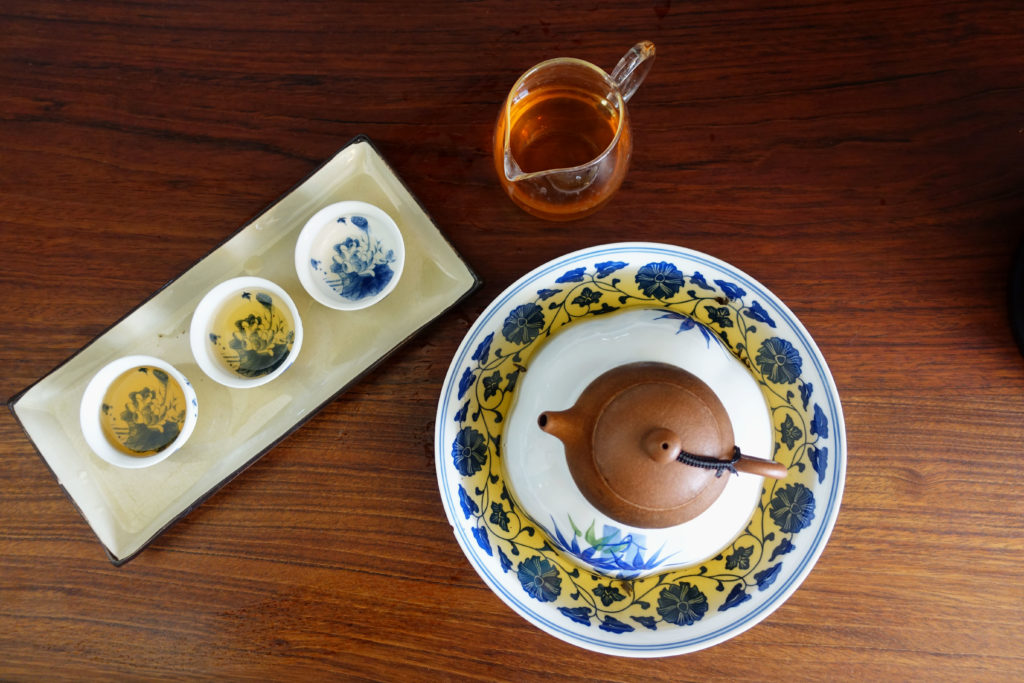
(189, 276), (303, 389)
(80, 355), (199, 468)
(294, 200), (405, 311)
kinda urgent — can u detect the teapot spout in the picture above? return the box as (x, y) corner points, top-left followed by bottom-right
(538, 409), (577, 443)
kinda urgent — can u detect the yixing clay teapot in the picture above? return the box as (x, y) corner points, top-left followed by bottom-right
(539, 361), (787, 529)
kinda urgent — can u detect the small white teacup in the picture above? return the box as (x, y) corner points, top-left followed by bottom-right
(80, 355), (198, 468)
(190, 276), (303, 388)
(294, 201), (405, 310)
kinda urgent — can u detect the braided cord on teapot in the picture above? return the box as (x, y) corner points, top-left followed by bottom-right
(676, 446), (742, 477)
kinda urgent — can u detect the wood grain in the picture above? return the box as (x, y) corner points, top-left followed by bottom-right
(2, 0), (1024, 678)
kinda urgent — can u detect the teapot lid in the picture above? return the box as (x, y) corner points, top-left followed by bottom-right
(542, 362), (736, 528)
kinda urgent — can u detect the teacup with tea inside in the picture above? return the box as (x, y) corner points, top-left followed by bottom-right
(79, 355), (199, 468)
(190, 276), (303, 388)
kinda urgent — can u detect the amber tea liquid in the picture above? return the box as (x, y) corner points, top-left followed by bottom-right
(509, 88), (618, 173)
(208, 288), (295, 378)
(495, 83), (632, 221)
(100, 366), (187, 456)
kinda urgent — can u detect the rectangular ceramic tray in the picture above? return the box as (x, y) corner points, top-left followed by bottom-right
(9, 135), (479, 564)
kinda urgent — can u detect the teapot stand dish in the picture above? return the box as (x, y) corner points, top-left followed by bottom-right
(435, 242), (845, 656)
(503, 308), (781, 578)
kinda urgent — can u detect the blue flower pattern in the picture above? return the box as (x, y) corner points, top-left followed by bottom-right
(451, 426), (487, 476)
(559, 606), (592, 625)
(811, 404), (829, 438)
(471, 525), (492, 556)
(549, 518), (671, 579)
(807, 445), (829, 483)
(769, 483), (816, 533)
(498, 546), (513, 573)
(457, 485), (478, 519)
(745, 300), (776, 328)
(457, 367), (475, 400)
(756, 337), (803, 384)
(595, 260), (627, 278)
(754, 563), (782, 591)
(720, 583), (752, 611)
(555, 267), (586, 283)
(599, 616), (635, 633)
(657, 583), (709, 626)
(632, 615), (658, 630)
(518, 556), (562, 602)
(471, 332), (493, 364)
(655, 310), (720, 348)
(689, 271), (712, 290)
(714, 279), (747, 301)
(501, 303), (544, 345)
(635, 262), (685, 299)
(321, 215), (397, 301)
(769, 537), (795, 561)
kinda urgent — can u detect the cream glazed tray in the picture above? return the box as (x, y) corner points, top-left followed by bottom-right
(10, 136), (479, 564)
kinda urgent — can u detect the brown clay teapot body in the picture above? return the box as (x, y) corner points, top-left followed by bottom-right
(539, 361), (787, 529)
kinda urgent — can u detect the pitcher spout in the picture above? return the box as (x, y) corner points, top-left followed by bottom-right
(503, 150), (527, 184)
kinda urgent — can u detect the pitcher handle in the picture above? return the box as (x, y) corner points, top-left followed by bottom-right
(610, 41), (656, 102)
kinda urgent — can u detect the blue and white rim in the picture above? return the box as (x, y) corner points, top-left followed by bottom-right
(435, 242), (846, 656)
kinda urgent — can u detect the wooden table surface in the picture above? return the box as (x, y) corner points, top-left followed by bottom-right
(3, 1), (1023, 679)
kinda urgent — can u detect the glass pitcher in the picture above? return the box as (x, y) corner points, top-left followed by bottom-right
(493, 41), (655, 221)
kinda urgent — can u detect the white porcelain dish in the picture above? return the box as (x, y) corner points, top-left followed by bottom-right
(435, 242), (845, 656)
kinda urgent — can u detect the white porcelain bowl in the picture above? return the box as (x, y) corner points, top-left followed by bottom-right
(80, 355), (198, 469)
(189, 276), (303, 388)
(294, 200), (405, 310)
(504, 308), (773, 578)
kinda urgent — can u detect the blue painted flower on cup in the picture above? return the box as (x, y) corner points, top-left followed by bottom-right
(327, 215), (396, 301)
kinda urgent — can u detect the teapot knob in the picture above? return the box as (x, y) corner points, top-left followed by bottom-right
(643, 428), (682, 464)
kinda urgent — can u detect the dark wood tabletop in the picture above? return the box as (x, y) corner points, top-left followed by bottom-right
(3, 0), (1024, 678)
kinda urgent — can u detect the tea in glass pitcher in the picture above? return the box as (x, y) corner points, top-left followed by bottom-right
(494, 42), (655, 221)
(507, 86), (622, 174)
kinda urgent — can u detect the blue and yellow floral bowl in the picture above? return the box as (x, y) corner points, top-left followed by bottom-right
(435, 242), (846, 656)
